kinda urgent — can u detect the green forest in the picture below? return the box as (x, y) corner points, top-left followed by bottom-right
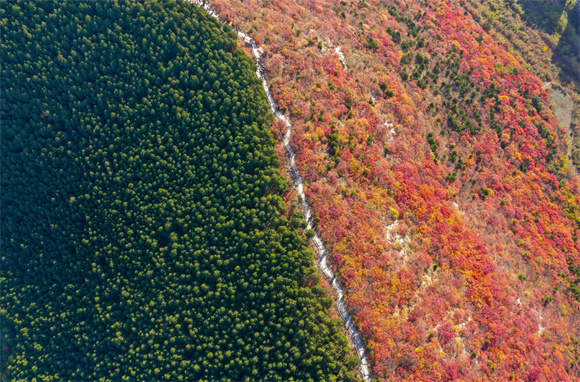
(0, 1), (358, 380)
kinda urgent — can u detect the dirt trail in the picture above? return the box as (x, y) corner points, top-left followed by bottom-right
(190, 1), (372, 380)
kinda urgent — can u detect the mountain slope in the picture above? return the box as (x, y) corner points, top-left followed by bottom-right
(0, 1), (358, 380)
(205, 0), (579, 379)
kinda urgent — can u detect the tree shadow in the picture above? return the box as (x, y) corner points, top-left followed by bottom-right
(518, 0), (579, 85)
(553, 2), (580, 85)
(518, 0), (564, 35)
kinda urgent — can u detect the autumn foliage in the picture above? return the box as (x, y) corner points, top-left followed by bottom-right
(207, 0), (579, 380)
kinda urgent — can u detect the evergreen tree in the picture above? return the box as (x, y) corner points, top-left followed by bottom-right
(0, 1), (358, 380)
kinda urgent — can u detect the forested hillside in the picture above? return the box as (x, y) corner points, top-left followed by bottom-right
(204, 0), (580, 379)
(463, 0), (580, 174)
(2, 0), (579, 380)
(0, 1), (359, 380)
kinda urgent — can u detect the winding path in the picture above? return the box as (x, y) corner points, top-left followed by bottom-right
(190, 1), (371, 380)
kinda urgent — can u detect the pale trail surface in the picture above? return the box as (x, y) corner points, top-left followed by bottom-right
(190, 1), (371, 380)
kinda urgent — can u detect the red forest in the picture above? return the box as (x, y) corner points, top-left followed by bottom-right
(207, 0), (579, 379)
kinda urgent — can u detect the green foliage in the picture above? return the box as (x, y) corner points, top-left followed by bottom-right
(400, 52), (413, 65)
(328, 125), (341, 161)
(448, 150), (458, 163)
(447, 115), (459, 131)
(379, 81), (395, 98)
(565, 257), (580, 301)
(426, 132), (439, 160)
(386, 27), (401, 43)
(366, 35), (379, 51)
(0, 1), (357, 380)
(479, 187), (492, 200)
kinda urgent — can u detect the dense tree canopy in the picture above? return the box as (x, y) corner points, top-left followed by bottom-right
(207, 0), (579, 380)
(0, 1), (358, 380)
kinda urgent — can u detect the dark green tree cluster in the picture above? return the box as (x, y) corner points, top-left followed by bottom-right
(0, 1), (359, 380)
